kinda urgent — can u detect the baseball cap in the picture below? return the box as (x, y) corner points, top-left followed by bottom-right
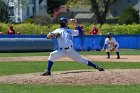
(59, 17), (68, 23)
(107, 32), (112, 36)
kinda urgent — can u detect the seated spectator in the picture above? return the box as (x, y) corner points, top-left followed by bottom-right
(89, 25), (102, 35)
(7, 25), (15, 34)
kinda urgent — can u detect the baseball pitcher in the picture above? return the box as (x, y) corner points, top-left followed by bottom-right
(41, 17), (105, 76)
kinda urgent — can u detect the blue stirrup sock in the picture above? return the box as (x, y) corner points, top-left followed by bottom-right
(107, 52), (110, 58)
(87, 61), (97, 69)
(47, 60), (53, 72)
(116, 52), (120, 57)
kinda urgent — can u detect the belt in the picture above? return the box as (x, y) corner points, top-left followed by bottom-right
(60, 45), (72, 50)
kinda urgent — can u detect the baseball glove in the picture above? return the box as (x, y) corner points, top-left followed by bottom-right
(47, 32), (60, 39)
(110, 48), (115, 52)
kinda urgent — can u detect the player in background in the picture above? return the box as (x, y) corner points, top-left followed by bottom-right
(102, 32), (120, 59)
(41, 17), (105, 76)
(70, 19), (85, 36)
(70, 19), (85, 51)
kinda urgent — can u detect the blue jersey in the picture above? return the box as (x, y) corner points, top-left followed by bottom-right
(75, 26), (83, 36)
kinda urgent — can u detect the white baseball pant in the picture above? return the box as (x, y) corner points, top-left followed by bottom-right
(48, 48), (89, 65)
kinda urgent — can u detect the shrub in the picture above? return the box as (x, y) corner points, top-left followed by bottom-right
(0, 23), (8, 34)
(0, 23), (140, 35)
(24, 18), (34, 24)
(33, 16), (52, 25)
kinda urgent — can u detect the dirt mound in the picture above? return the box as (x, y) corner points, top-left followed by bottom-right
(0, 69), (140, 85)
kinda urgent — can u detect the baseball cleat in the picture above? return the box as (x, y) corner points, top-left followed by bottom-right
(96, 65), (105, 71)
(117, 56), (120, 59)
(41, 71), (51, 76)
(106, 57), (110, 59)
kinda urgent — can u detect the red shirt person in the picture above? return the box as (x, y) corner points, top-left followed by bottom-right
(89, 26), (102, 35)
(7, 26), (15, 34)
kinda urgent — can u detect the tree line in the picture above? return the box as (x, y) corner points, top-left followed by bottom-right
(0, 0), (139, 24)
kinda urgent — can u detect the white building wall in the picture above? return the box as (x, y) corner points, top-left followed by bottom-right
(15, 0), (22, 23)
(28, 4), (34, 17)
(3, 0), (47, 23)
(35, 0), (39, 16)
(39, 0), (47, 16)
(21, 3), (27, 22)
(7, 0), (15, 22)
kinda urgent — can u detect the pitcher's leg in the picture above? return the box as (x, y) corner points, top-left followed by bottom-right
(47, 50), (65, 71)
(47, 60), (53, 73)
(48, 50), (65, 61)
(66, 49), (104, 71)
(41, 50), (65, 76)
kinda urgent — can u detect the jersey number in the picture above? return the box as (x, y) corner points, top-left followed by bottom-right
(69, 35), (72, 40)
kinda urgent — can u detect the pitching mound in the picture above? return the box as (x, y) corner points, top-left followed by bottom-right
(0, 69), (140, 85)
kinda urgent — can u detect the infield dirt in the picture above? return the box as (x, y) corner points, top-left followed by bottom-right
(0, 55), (139, 62)
(0, 55), (140, 85)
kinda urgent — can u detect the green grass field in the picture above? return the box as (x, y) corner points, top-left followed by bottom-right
(0, 61), (140, 76)
(0, 49), (139, 57)
(0, 84), (140, 93)
(0, 50), (139, 93)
